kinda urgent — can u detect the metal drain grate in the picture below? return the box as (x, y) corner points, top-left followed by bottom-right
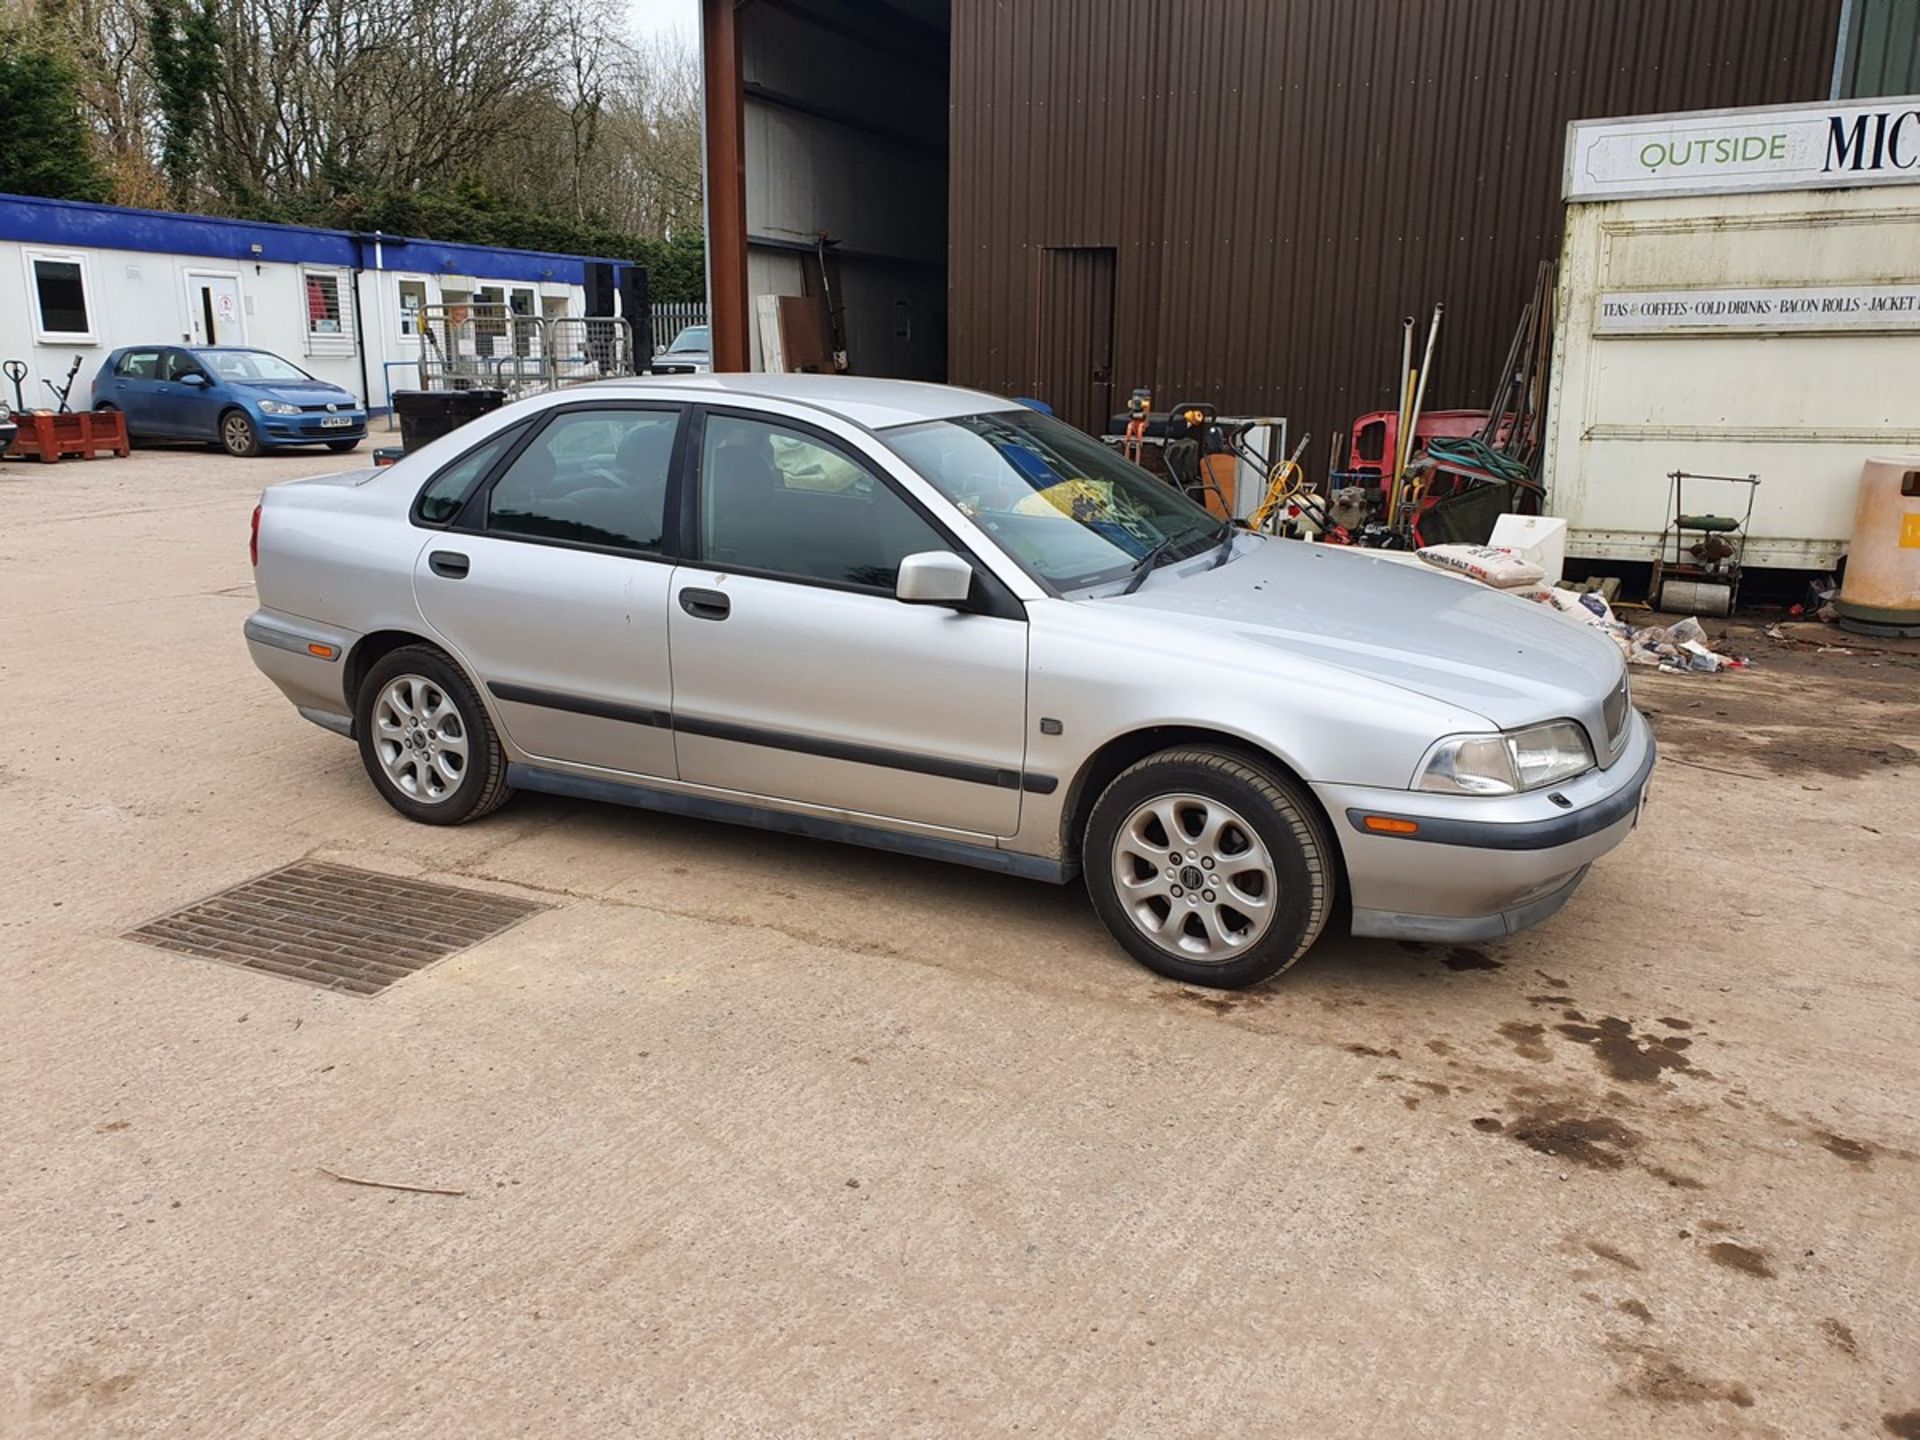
(125, 861), (546, 995)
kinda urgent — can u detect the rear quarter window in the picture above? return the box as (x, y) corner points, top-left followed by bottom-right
(415, 422), (527, 525)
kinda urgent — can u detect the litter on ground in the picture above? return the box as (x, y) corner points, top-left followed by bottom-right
(1416, 545), (1749, 674)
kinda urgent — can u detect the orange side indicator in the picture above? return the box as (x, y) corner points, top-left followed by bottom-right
(1362, 815), (1420, 835)
(308, 643), (339, 659)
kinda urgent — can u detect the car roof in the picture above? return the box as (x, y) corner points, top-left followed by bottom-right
(585, 373), (1025, 430)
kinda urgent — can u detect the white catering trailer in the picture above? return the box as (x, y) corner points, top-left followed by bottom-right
(1544, 95), (1920, 571)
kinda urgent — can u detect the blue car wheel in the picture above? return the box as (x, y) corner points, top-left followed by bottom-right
(221, 409), (263, 458)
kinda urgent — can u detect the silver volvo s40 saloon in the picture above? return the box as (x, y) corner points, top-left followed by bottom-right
(245, 375), (1653, 988)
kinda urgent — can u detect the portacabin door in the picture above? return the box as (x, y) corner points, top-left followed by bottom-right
(411, 402), (686, 780)
(183, 270), (245, 346)
(666, 407), (1030, 838)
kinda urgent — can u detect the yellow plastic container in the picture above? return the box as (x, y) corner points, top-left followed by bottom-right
(1835, 454), (1920, 637)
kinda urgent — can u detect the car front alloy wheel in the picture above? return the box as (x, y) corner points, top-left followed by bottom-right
(1085, 747), (1334, 989)
(221, 411), (263, 457)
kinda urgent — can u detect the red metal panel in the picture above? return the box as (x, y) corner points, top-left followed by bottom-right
(702, 0), (750, 373)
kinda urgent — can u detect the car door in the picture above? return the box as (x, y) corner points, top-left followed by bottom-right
(412, 403), (684, 779)
(162, 349), (223, 439)
(107, 349), (164, 435)
(667, 406), (1030, 837)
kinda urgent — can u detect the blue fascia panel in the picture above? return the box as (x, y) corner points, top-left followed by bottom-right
(0, 192), (625, 286)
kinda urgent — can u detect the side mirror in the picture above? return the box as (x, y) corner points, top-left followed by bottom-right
(895, 550), (974, 606)
(179, 372), (208, 387)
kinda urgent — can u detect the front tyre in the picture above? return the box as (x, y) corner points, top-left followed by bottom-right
(1084, 747), (1334, 989)
(220, 409), (263, 457)
(355, 646), (512, 825)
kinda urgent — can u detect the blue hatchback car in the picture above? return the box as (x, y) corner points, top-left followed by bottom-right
(92, 345), (368, 457)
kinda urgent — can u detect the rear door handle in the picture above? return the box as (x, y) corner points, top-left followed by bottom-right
(679, 587), (730, 620)
(429, 550), (469, 579)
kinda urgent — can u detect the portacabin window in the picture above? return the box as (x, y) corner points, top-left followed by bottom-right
(301, 269), (350, 342)
(397, 278), (429, 339)
(25, 251), (96, 343)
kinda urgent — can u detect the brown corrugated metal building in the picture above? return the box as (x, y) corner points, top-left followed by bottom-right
(703, 0), (1892, 452)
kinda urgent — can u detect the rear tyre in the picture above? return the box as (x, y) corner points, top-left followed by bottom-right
(354, 645), (513, 826)
(220, 409), (263, 457)
(1084, 747), (1334, 989)
(326, 438), (362, 454)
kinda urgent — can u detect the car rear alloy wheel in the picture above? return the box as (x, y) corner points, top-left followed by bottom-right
(1085, 748), (1334, 989)
(221, 410), (262, 457)
(1110, 793), (1278, 960)
(355, 645), (512, 825)
(373, 675), (468, 804)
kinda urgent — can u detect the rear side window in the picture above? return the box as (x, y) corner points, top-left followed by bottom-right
(485, 408), (679, 553)
(415, 422), (528, 525)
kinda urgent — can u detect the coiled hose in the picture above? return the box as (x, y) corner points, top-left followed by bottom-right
(1420, 436), (1534, 487)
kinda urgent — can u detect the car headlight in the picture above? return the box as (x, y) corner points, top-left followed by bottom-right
(1416, 720), (1596, 796)
(258, 400), (301, 416)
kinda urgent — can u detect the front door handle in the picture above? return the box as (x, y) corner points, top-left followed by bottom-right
(429, 550), (469, 579)
(679, 587), (730, 621)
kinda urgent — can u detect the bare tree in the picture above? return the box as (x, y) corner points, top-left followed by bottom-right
(16, 0), (707, 248)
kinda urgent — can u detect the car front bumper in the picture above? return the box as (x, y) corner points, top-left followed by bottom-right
(260, 413), (368, 445)
(1313, 711), (1655, 944)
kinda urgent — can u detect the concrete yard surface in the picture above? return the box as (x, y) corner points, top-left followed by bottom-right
(3, 447), (1918, 1438)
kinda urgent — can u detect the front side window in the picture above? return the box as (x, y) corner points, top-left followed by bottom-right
(28, 253), (93, 341)
(883, 409), (1222, 590)
(161, 350), (203, 382)
(486, 408), (678, 552)
(699, 413), (947, 590)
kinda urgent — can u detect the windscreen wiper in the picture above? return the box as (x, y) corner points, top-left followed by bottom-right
(1208, 517), (1239, 570)
(1119, 536), (1178, 595)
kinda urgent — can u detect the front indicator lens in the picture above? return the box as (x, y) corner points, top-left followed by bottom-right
(1416, 721), (1596, 796)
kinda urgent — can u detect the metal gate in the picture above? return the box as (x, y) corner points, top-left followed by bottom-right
(415, 305), (637, 397)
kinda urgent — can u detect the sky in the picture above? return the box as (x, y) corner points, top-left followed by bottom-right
(626, 0), (698, 46)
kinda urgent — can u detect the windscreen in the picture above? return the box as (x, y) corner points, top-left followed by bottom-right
(882, 409), (1221, 590)
(197, 350), (314, 383)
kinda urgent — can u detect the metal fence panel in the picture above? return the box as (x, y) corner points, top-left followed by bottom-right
(651, 302), (708, 345)
(413, 306), (636, 397)
(546, 318), (638, 388)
